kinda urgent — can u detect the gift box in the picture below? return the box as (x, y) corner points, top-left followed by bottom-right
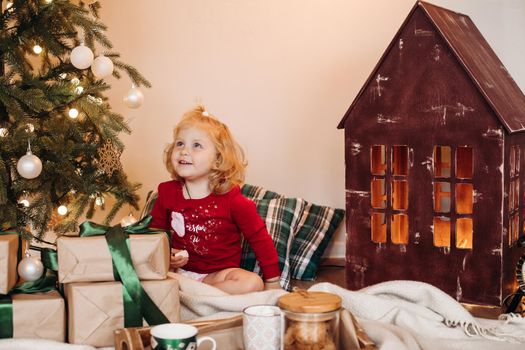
(0, 234), (19, 294)
(11, 290), (66, 341)
(66, 277), (180, 347)
(57, 233), (169, 283)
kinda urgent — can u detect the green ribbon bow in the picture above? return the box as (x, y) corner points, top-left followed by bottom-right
(0, 232), (58, 338)
(79, 215), (170, 327)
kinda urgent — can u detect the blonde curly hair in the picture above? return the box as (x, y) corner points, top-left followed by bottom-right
(164, 105), (247, 194)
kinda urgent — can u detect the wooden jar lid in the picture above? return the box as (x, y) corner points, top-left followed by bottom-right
(278, 291), (342, 313)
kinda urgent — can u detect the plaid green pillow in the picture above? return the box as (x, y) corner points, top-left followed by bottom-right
(289, 202), (345, 280)
(241, 183), (281, 200)
(242, 184), (345, 281)
(240, 196), (305, 291)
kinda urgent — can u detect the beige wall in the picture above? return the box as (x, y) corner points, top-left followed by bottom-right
(100, 0), (525, 257)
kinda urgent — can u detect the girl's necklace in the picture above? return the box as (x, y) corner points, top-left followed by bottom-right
(184, 183), (192, 199)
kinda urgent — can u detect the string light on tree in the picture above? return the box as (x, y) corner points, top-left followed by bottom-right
(25, 123), (34, 133)
(70, 77), (80, 85)
(68, 108), (79, 119)
(17, 140), (43, 179)
(91, 55), (114, 79)
(33, 45), (43, 54)
(75, 86), (84, 95)
(57, 205), (68, 216)
(0, 128), (8, 137)
(17, 250), (44, 282)
(18, 198), (30, 207)
(123, 84), (144, 109)
(70, 44), (94, 69)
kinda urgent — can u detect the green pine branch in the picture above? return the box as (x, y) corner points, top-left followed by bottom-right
(0, 0), (150, 239)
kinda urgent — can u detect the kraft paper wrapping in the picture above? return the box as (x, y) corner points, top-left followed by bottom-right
(66, 277), (180, 347)
(0, 234), (19, 294)
(57, 233), (169, 283)
(11, 291), (66, 341)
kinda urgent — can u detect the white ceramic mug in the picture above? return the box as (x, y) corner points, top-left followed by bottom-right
(243, 305), (281, 350)
(150, 323), (216, 350)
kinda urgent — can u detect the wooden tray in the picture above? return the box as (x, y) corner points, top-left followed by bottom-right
(114, 310), (376, 350)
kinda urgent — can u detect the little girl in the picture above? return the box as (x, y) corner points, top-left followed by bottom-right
(150, 105), (281, 294)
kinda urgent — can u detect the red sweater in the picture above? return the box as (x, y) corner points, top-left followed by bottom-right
(149, 181), (281, 280)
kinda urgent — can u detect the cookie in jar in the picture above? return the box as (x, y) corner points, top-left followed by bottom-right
(278, 290), (341, 350)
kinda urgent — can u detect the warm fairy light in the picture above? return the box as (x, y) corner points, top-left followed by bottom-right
(25, 123), (34, 132)
(57, 205), (68, 215)
(0, 128), (8, 137)
(45, 0), (53, 3)
(6, 2), (13, 10)
(75, 86), (84, 95)
(68, 108), (79, 119)
(19, 199), (29, 207)
(95, 197), (104, 206)
(33, 45), (43, 54)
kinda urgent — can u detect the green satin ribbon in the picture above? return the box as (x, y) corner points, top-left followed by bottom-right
(0, 232), (58, 338)
(79, 215), (169, 327)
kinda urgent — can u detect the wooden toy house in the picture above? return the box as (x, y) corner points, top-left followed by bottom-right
(338, 1), (525, 307)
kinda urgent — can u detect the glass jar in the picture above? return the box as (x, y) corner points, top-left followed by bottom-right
(278, 291), (341, 350)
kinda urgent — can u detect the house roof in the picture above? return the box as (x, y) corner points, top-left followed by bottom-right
(338, 1), (525, 133)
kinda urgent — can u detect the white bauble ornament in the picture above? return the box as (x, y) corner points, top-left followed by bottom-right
(120, 213), (138, 227)
(17, 150), (43, 179)
(91, 55), (114, 79)
(95, 196), (104, 206)
(70, 45), (94, 69)
(18, 250), (44, 282)
(123, 85), (144, 109)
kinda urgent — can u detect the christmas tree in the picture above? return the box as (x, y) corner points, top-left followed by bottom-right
(0, 0), (150, 240)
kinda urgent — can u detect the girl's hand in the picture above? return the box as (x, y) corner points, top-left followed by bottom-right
(170, 248), (189, 271)
(264, 277), (282, 291)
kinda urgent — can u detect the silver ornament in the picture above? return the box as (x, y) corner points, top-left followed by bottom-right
(70, 45), (94, 70)
(17, 150), (43, 179)
(120, 213), (138, 227)
(91, 55), (114, 79)
(18, 250), (44, 281)
(123, 85), (144, 109)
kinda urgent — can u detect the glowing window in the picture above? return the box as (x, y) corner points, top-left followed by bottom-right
(391, 214), (408, 244)
(371, 145), (386, 175)
(456, 218), (473, 249)
(371, 213), (387, 243)
(434, 182), (451, 213)
(392, 145), (408, 176)
(434, 146), (451, 178)
(371, 179), (386, 209)
(456, 183), (473, 214)
(456, 146), (473, 179)
(392, 180), (408, 210)
(433, 217), (450, 247)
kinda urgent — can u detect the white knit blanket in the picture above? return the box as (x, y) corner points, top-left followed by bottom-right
(2, 274), (524, 350)
(174, 274), (525, 350)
